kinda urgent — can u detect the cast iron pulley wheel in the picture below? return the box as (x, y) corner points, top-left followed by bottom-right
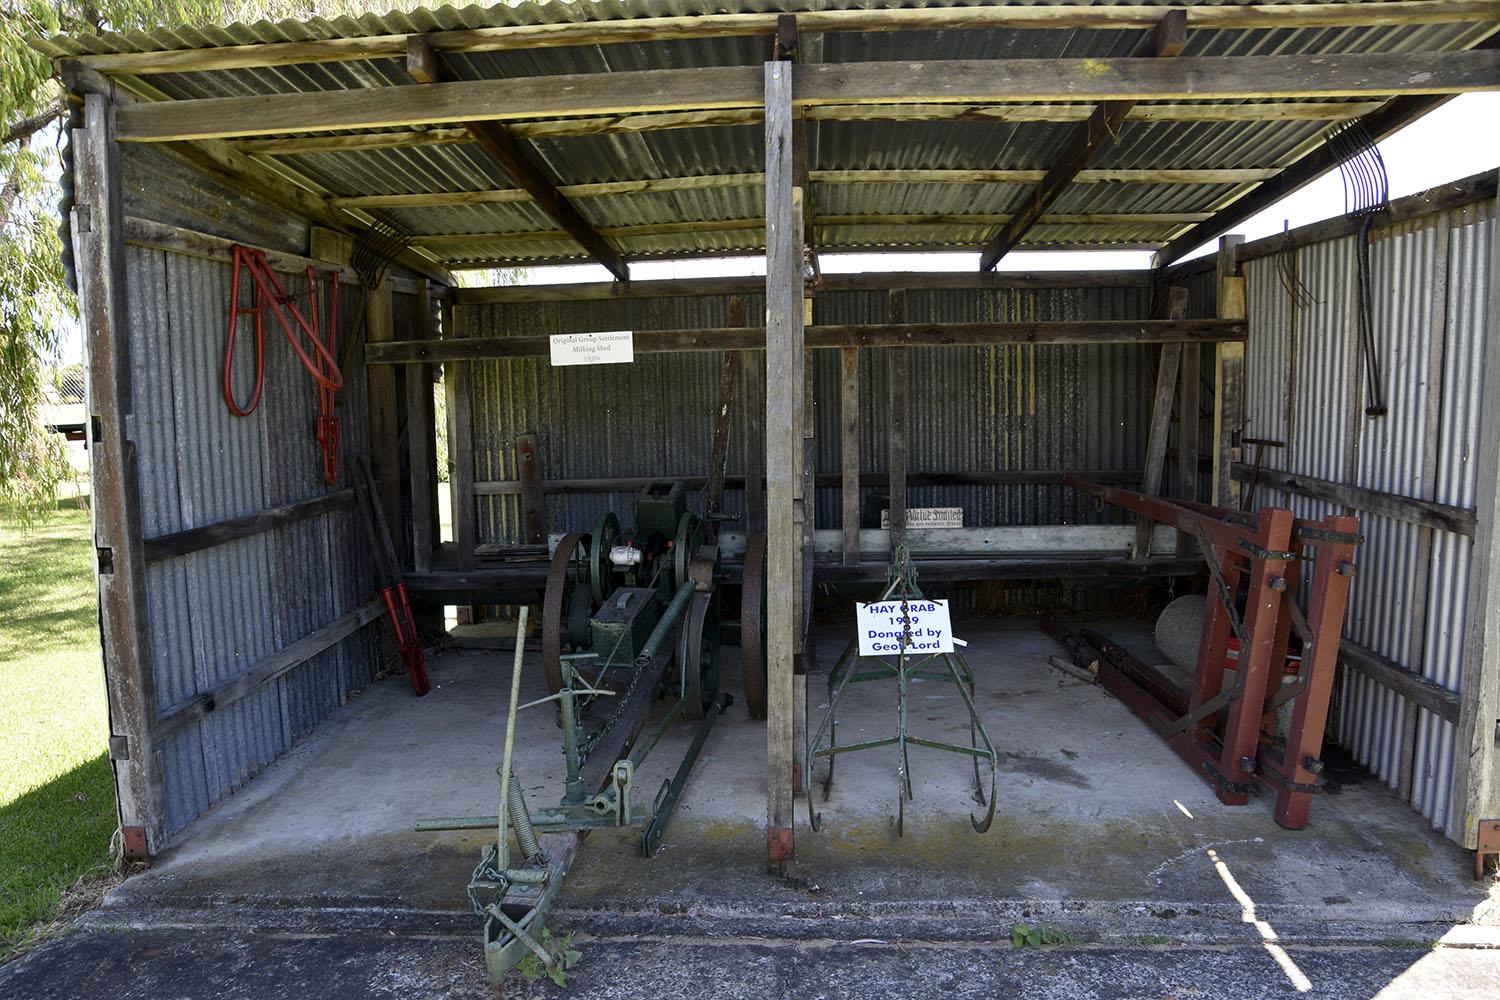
(589, 511), (621, 603)
(676, 590), (721, 720)
(673, 512), (704, 592)
(544, 532), (588, 695)
(741, 534), (769, 720)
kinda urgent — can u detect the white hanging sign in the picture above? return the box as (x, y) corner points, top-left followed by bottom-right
(549, 330), (634, 366)
(856, 598), (954, 656)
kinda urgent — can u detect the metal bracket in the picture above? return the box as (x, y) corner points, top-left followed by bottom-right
(1475, 819), (1500, 880)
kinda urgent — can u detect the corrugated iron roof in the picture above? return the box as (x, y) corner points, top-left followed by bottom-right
(36, 1), (1500, 268)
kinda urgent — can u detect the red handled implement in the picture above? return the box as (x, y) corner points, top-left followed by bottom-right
(353, 456), (430, 696)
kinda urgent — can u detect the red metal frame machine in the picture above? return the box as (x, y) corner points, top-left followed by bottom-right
(1048, 476), (1361, 829)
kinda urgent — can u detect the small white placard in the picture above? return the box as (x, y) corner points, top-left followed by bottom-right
(856, 598), (954, 656)
(881, 507), (963, 529)
(549, 330), (634, 367)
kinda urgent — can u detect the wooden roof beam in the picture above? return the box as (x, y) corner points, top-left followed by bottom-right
(230, 103), (1386, 156)
(114, 51), (1500, 143)
(403, 36), (628, 282)
(60, 2), (1500, 77)
(979, 10), (1187, 271)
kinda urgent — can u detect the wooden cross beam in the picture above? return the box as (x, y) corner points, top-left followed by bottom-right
(110, 51), (1500, 143)
(978, 10), (1188, 271)
(404, 36), (628, 281)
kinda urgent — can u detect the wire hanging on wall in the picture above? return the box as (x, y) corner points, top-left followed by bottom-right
(1324, 121), (1390, 418)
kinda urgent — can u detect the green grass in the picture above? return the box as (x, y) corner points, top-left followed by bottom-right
(0, 502), (117, 961)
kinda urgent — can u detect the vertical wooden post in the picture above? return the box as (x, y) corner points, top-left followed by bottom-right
(407, 280), (438, 574)
(1134, 285), (1187, 559)
(840, 347), (861, 565)
(446, 305), (477, 574)
(517, 432), (547, 546)
(366, 278), (405, 564)
(1212, 235), (1247, 509)
(1178, 339), (1201, 546)
(1453, 172), (1500, 851)
(74, 92), (166, 855)
(887, 291), (908, 551)
(764, 59), (802, 866)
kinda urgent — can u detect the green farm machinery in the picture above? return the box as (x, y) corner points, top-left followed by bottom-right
(420, 479), (765, 983)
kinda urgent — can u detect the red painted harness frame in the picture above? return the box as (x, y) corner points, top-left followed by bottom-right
(1062, 476), (1360, 829)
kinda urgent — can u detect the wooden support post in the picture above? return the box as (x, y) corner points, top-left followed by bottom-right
(366, 278), (404, 565)
(764, 59), (802, 866)
(407, 280), (438, 574)
(796, 292), (813, 797)
(446, 306), (477, 574)
(73, 92), (167, 855)
(1178, 337), (1201, 549)
(1135, 285), (1188, 559)
(1212, 236), (1247, 508)
(840, 347), (861, 565)
(516, 432), (546, 546)
(887, 291), (909, 551)
(1454, 171), (1500, 852)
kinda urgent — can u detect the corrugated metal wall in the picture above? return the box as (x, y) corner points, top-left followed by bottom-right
(463, 283), (1153, 551)
(1242, 197), (1495, 841)
(118, 146), (381, 836)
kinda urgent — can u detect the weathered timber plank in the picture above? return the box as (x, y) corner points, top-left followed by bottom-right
(764, 60), (801, 862)
(113, 51), (1500, 142)
(143, 490), (356, 562)
(74, 4), (1500, 75)
(153, 600), (385, 739)
(1231, 464), (1475, 536)
(364, 319), (1246, 363)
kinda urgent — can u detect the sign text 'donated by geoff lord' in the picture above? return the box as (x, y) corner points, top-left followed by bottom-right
(856, 599), (953, 656)
(549, 330), (634, 366)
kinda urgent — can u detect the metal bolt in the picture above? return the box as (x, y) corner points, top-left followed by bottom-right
(1269, 576), (1287, 592)
(1240, 755), (1256, 772)
(1302, 756), (1325, 775)
(1337, 561), (1357, 576)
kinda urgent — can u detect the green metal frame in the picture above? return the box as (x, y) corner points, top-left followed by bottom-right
(806, 547), (998, 836)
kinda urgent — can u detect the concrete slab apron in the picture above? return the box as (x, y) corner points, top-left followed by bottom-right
(4, 621), (1498, 999)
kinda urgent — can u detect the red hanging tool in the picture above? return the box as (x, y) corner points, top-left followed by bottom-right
(223, 245), (344, 485)
(353, 457), (431, 696)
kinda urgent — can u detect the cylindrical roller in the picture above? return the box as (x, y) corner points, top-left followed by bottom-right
(1155, 594), (1206, 673)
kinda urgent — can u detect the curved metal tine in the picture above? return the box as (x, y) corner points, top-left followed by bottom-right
(809, 639), (863, 809)
(971, 751), (998, 834)
(824, 711), (837, 802)
(807, 761), (823, 831)
(942, 652), (998, 831)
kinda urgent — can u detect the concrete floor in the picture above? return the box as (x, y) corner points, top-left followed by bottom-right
(4, 618), (1498, 999)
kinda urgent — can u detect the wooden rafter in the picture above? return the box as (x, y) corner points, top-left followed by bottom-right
(408, 212), (1208, 253)
(57, 2), (1500, 76)
(979, 10), (1188, 271)
(324, 169), (1278, 210)
(111, 51), (1500, 143)
(230, 102), (1386, 156)
(403, 36), (627, 281)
